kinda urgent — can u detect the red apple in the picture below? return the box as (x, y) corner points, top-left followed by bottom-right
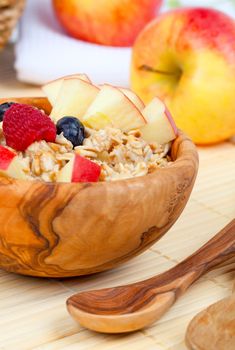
(140, 97), (178, 144)
(57, 154), (101, 183)
(131, 8), (235, 144)
(52, 0), (163, 47)
(0, 146), (26, 179)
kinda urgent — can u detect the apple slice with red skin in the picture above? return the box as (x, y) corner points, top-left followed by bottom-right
(83, 84), (146, 131)
(57, 154), (101, 183)
(43, 74), (91, 106)
(140, 97), (178, 144)
(98, 85), (145, 110)
(50, 78), (99, 123)
(0, 145), (26, 179)
(119, 88), (145, 110)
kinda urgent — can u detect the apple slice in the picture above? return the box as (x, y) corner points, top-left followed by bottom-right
(42, 74), (91, 106)
(0, 145), (26, 179)
(119, 88), (145, 110)
(83, 84), (146, 131)
(50, 79), (99, 123)
(140, 97), (178, 144)
(98, 84), (145, 110)
(57, 154), (101, 183)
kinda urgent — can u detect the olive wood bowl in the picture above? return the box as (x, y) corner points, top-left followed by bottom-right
(0, 97), (198, 277)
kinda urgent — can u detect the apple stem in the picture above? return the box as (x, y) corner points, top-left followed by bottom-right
(139, 65), (180, 77)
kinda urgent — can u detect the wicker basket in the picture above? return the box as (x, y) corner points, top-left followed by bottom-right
(0, 0), (25, 50)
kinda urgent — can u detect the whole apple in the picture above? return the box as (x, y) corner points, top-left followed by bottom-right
(131, 8), (235, 144)
(52, 0), (163, 47)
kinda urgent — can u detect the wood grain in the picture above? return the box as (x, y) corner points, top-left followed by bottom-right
(67, 220), (235, 333)
(0, 97), (52, 114)
(0, 97), (198, 277)
(186, 289), (235, 350)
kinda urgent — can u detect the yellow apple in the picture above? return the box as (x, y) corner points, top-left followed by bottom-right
(131, 8), (235, 144)
(52, 0), (163, 47)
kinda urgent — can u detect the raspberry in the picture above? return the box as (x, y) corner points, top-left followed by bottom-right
(3, 104), (56, 151)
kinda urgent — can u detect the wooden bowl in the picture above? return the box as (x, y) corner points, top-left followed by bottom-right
(0, 97), (199, 278)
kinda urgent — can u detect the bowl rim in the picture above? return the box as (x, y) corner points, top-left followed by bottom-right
(0, 96), (199, 188)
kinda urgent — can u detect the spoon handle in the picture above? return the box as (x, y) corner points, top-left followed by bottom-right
(151, 219), (235, 294)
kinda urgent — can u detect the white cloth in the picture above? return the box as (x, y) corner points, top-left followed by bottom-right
(15, 0), (131, 86)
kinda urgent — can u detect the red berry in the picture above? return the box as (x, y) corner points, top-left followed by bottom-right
(3, 104), (56, 151)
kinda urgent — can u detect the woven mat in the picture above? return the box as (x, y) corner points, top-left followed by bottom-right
(0, 45), (235, 350)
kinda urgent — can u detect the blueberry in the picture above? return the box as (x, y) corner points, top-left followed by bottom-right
(56, 116), (85, 147)
(0, 102), (15, 122)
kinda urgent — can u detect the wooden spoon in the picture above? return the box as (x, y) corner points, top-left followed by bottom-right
(185, 283), (235, 350)
(67, 219), (235, 333)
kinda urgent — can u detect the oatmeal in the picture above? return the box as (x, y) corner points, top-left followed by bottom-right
(17, 134), (73, 182)
(0, 123), (171, 182)
(76, 127), (171, 181)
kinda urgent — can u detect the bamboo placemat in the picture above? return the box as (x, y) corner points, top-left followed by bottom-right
(0, 45), (235, 350)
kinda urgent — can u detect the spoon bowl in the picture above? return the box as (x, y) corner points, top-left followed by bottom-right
(186, 285), (235, 350)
